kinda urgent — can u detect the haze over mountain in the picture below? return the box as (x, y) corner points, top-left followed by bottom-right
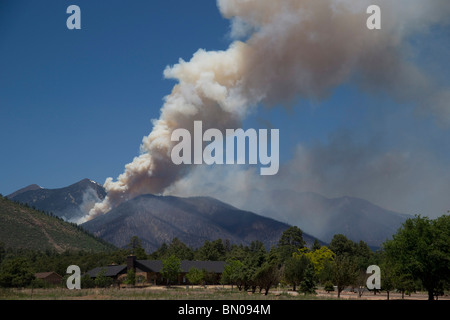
(257, 190), (411, 248)
(81, 194), (317, 253)
(7, 179), (106, 223)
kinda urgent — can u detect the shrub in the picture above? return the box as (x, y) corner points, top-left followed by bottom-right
(324, 281), (335, 293)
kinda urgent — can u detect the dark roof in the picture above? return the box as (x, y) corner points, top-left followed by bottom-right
(136, 260), (162, 272)
(35, 272), (62, 279)
(85, 265), (127, 278)
(86, 260), (226, 278)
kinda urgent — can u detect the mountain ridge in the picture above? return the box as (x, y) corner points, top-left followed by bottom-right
(81, 193), (320, 253)
(6, 179), (412, 250)
(7, 178), (106, 223)
(6, 184), (42, 199)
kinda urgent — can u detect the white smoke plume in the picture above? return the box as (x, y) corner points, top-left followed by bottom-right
(83, 0), (450, 222)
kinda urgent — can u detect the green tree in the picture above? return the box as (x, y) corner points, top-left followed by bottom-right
(81, 274), (95, 288)
(196, 239), (225, 261)
(124, 268), (136, 286)
(293, 246), (336, 278)
(127, 236), (147, 260)
(254, 261), (280, 295)
(161, 255), (181, 286)
(94, 268), (114, 288)
(324, 280), (334, 293)
(0, 257), (35, 287)
(222, 244), (268, 292)
(225, 244), (247, 261)
(277, 226), (306, 262)
(166, 238), (194, 260)
(201, 269), (217, 285)
(0, 242), (5, 265)
(299, 263), (316, 295)
(354, 270), (369, 298)
(311, 239), (322, 251)
(221, 259), (244, 289)
(383, 215), (450, 300)
(331, 255), (359, 298)
(186, 267), (203, 287)
(151, 242), (168, 259)
(329, 234), (355, 257)
(283, 255), (309, 291)
(380, 262), (395, 300)
(353, 240), (375, 270)
(317, 259), (335, 284)
(395, 273), (417, 299)
(245, 242), (268, 292)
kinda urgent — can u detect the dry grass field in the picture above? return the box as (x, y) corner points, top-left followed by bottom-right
(1, 286), (448, 300)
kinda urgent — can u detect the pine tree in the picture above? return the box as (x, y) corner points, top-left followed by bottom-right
(299, 263), (316, 295)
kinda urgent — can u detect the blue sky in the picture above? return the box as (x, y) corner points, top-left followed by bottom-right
(1, 0), (229, 194)
(1, 1), (449, 218)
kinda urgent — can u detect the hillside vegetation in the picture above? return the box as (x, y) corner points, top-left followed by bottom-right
(0, 195), (115, 252)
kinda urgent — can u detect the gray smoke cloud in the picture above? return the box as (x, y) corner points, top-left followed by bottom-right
(83, 0), (450, 222)
(166, 129), (450, 222)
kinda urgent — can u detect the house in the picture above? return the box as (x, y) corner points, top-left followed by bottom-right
(85, 264), (127, 281)
(34, 272), (63, 285)
(85, 255), (226, 285)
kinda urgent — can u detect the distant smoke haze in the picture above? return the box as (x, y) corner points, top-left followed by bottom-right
(166, 130), (450, 224)
(82, 0), (450, 223)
